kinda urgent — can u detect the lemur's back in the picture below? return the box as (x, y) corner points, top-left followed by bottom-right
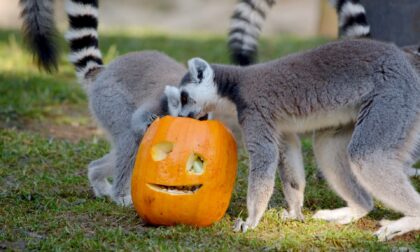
(93, 51), (186, 107)
(240, 39), (418, 116)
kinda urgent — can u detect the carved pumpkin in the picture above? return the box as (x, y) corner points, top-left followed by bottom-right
(131, 116), (237, 227)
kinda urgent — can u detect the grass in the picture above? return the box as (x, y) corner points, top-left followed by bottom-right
(0, 28), (419, 251)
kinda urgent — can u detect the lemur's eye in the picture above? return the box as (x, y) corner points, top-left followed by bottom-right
(181, 91), (189, 106)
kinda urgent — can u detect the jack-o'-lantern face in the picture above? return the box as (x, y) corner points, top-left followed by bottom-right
(131, 116), (237, 227)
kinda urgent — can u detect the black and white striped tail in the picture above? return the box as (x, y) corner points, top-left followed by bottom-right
(19, 0), (59, 72)
(65, 0), (103, 82)
(331, 0), (370, 38)
(228, 0), (276, 66)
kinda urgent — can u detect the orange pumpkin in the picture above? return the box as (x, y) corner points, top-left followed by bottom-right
(131, 116), (238, 227)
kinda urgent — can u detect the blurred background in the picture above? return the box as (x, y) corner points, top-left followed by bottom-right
(0, 0), (338, 37)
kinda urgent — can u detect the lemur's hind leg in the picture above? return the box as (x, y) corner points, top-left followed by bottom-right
(278, 133), (305, 221)
(88, 152), (115, 197)
(111, 132), (139, 206)
(348, 92), (420, 241)
(312, 126), (373, 224)
(90, 86), (138, 206)
(233, 114), (279, 232)
(349, 153), (420, 241)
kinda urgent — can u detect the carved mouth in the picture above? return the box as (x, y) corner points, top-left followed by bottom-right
(148, 184), (202, 195)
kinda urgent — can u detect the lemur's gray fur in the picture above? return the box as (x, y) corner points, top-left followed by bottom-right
(20, 0), (186, 205)
(178, 39), (420, 241)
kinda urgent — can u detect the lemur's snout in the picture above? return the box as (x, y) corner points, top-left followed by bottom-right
(179, 112), (195, 118)
(179, 112), (208, 120)
(198, 114), (208, 121)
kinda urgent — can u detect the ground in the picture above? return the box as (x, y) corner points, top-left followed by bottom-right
(0, 29), (419, 251)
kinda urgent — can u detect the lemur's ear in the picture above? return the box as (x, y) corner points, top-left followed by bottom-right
(164, 85), (181, 107)
(187, 58), (213, 84)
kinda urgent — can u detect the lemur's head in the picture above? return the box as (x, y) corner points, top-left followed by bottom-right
(163, 85), (182, 116)
(178, 58), (218, 119)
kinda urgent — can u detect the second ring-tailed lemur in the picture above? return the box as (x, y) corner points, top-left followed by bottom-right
(178, 39), (420, 241)
(228, 0), (371, 65)
(229, 0), (420, 178)
(19, 0), (187, 205)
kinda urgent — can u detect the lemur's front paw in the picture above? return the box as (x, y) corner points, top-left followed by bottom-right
(111, 193), (133, 206)
(233, 218), (258, 233)
(136, 112), (159, 137)
(281, 209), (304, 221)
(233, 218), (249, 232)
(145, 113), (159, 127)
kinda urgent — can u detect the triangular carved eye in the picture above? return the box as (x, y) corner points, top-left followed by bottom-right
(186, 153), (205, 174)
(151, 142), (174, 161)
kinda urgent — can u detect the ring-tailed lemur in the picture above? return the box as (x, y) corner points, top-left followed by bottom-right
(20, 0), (187, 205)
(178, 39), (420, 241)
(228, 0), (371, 65)
(229, 0), (420, 178)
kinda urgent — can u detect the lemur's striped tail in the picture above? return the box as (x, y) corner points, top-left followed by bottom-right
(228, 0), (275, 66)
(19, 0), (59, 72)
(65, 0), (103, 83)
(330, 0), (370, 38)
(228, 0), (370, 66)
